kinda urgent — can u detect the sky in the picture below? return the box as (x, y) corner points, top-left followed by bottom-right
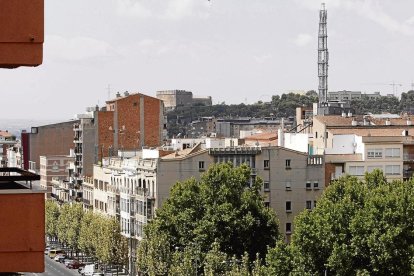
(1, 0), (414, 120)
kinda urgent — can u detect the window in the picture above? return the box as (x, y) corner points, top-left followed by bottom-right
(367, 149), (383, 159)
(313, 181), (319, 189)
(385, 165), (400, 175)
(349, 166), (364, 176)
(285, 159), (291, 169)
(315, 132), (318, 138)
(286, 201), (292, 212)
(199, 161), (205, 171)
(306, 181), (311, 189)
(264, 202), (270, 208)
(385, 148), (400, 158)
(264, 160), (270, 169)
(306, 200), (312, 210)
(286, 223), (292, 234)
(314, 200), (317, 208)
(285, 181), (291, 190)
(264, 181), (270, 191)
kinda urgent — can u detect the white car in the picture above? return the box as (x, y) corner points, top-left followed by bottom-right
(54, 253), (66, 262)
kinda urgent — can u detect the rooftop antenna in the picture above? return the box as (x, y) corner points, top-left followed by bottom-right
(318, 3), (328, 111)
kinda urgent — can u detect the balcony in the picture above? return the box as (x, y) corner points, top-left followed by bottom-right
(83, 198), (91, 206)
(403, 154), (414, 162)
(0, 167), (45, 273)
(307, 155), (323, 166)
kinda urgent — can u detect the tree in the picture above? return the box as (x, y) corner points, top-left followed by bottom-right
(265, 170), (414, 275)
(45, 200), (60, 240)
(57, 203), (71, 246)
(137, 163), (279, 273)
(79, 211), (96, 258)
(66, 203), (84, 255)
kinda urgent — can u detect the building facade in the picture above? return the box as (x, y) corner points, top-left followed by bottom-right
(22, 120), (79, 172)
(39, 155), (74, 198)
(95, 92), (166, 162)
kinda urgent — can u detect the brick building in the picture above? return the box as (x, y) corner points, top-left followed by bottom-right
(39, 155), (74, 198)
(22, 120), (79, 172)
(95, 92), (166, 162)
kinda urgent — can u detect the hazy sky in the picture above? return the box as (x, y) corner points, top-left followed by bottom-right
(1, 0), (414, 120)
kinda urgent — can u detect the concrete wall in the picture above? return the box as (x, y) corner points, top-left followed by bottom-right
(284, 133), (309, 153)
(0, 192), (45, 272)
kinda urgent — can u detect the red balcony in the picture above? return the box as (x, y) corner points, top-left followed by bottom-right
(0, 0), (44, 68)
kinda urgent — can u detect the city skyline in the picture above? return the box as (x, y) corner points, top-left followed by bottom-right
(1, 0), (414, 120)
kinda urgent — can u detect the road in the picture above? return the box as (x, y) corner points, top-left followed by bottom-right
(24, 255), (80, 276)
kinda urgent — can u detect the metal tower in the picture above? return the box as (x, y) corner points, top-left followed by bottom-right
(318, 3), (328, 105)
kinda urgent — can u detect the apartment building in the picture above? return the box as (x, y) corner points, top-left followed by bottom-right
(73, 112), (95, 178)
(327, 90), (381, 102)
(90, 144), (324, 242)
(21, 120), (78, 172)
(0, 130), (17, 167)
(39, 155), (74, 198)
(95, 92), (166, 162)
(310, 115), (414, 183)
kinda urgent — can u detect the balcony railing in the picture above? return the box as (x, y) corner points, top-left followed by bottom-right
(403, 154), (414, 161)
(83, 198), (91, 206)
(307, 155), (323, 166)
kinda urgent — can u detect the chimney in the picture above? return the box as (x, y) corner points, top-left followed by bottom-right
(407, 118), (412, 126)
(124, 91), (129, 96)
(341, 112), (346, 117)
(347, 112), (352, 117)
(116, 92), (121, 98)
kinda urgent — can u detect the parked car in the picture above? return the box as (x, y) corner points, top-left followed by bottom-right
(49, 249), (65, 258)
(67, 260), (85, 269)
(64, 258), (74, 266)
(54, 253), (66, 262)
(82, 263), (101, 276)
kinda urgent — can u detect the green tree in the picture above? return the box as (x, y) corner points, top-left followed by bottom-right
(66, 203), (84, 255)
(45, 200), (60, 240)
(137, 163), (279, 273)
(79, 211), (96, 258)
(268, 170), (414, 275)
(57, 203), (71, 246)
(203, 241), (229, 276)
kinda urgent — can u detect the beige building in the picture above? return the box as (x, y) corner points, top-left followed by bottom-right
(88, 144), (324, 242)
(309, 115), (414, 184)
(39, 155), (73, 198)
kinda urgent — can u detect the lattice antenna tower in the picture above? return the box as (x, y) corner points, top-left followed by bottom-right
(318, 3), (328, 105)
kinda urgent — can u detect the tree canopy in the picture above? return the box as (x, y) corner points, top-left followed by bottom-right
(137, 163), (280, 275)
(261, 170), (414, 275)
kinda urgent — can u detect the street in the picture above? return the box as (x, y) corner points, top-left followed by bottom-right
(24, 255), (80, 276)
